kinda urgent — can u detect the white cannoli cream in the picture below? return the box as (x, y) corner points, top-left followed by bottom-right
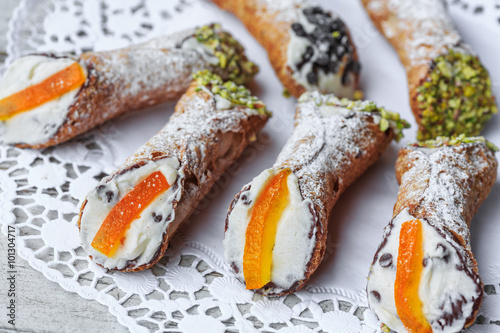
(367, 208), (481, 333)
(80, 157), (182, 270)
(180, 37), (220, 65)
(0, 55), (87, 145)
(224, 168), (316, 292)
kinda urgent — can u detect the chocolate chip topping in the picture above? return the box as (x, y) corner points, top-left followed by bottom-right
(152, 212), (163, 223)
(436, 243), (450, 263)
(96, 185), (115, 203)
(291, 22), (307, 37)
(291, 6), (359, 87)
(105, 191), (114, 203)
(370, 290), (381, 302)
(240, 192), (252, 205)
(379, 253), (393, 268)
(438, 295), (468, 330)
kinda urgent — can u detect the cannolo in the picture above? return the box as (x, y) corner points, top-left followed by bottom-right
(210, 0), (360, 99)
(367, 136), (498, 332)
(78, 71), (270, 271)
(224, 91), (409, 296)
(0, 24), (258, 149)
(361, 0), (497, 141)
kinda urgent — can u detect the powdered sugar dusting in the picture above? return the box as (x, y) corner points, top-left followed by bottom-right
(119, 90), (265, 178)
(366, 0), (471, 65)
(16, 27), (232, 148)
(256, 0), (316, 22)
(275, 91), (393, 227)
(81, 86), (268, 271)
(397, 143), (497, 250)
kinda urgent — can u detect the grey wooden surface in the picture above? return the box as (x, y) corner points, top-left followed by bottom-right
(0, 1), (128, 332)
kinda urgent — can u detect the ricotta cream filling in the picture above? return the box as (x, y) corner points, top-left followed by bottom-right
(286, 12), (354, 97)
(80, 157), (181, 270)
(224, 168), (316, 290)
(367, 208), (479, 333)
(0, 55), (87, 145)
(180, 37), (219, 65)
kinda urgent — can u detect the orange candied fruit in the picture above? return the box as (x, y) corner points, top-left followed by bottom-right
(394, 219), (432, 333)
(243, 168), (291, 290)
(91, 171), (170, 257)
(0, 62), (86, 120)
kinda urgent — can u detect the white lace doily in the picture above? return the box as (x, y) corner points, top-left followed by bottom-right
(1, 0), (500, 332)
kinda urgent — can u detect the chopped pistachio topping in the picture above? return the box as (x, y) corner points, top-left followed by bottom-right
(193, 70), (271, 116)
(194, 24), (258, 85)
(416, 49), (498, 141)
(353, 89), (364, 101)
(282, 88), (291, 98)
(300, 92), (410, 141)
(411, 134), (498, 152)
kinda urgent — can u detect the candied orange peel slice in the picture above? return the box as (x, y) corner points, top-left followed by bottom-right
(394, 219), (432, 333)
(243, 168), (291, 290)
(0, 62), (86, 120)
(91, 171), (170, 257)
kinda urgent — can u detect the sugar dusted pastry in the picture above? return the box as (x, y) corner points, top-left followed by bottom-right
(210, 0), (360, 99)
(78, 71), (270, 271)
(361, 0), (497, 140)
(0, 24), (257, 148)
(367, 136), (498, 333)
(224, 91), (409, 296)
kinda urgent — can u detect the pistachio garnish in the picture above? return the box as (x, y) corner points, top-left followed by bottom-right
(300, 92), (410, 141)
(194, 24), (258, 85)
(193, 70), (271, 116)
(411, 134), (498, 152)
(416, 49), (497, 141)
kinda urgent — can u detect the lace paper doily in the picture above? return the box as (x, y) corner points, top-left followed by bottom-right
(1, 0), (500, 332)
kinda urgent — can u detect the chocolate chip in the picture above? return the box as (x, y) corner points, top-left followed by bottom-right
(303, 46), (314, 61)
(328, 61), (339, 74)
(379, 253), (393, 268)
(293, 5), (356, 87)
(312, 27), (327, 40)
(370, 290), (381, 302)
(342, 60), (360, 85)
(291, 22), (307, 37)
(351, 61), (361, 74)
(296, 46), (314, 71)
(105, 191), (114, 203)
(436, 243), (450, 263)
(240, 194), (252, 205)
(307, 71), (318, 85)
(303, 6), (324, 18)
(316, 54), (330, 66)
(152, 212), (163, 223)
(355, 149), (363, 159)
(423, 257), (429, 267)
(341, 70), (351, 85)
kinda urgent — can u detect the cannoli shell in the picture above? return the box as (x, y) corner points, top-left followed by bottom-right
(392, 143), (497, 327)
(17, 27), (252, 149)
(360, 0), (465, 134)
(79, 82), (269, 271)
(211, 0), (359, 98)
(226, 93), (395, 295)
